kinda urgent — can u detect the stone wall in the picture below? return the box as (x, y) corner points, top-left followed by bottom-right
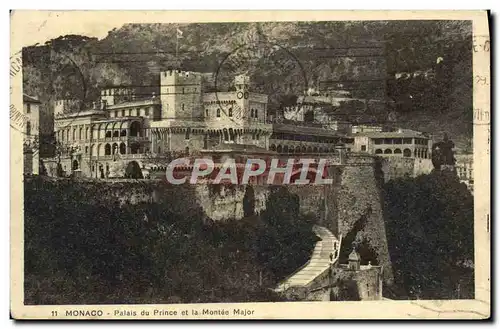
(336, 155), (393, 284)
(380, 157), (433, 182)
(31, 153), (393, 283)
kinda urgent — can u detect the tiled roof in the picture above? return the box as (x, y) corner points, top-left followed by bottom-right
(23, 94), (41, 103)
(204, 143), (276, 154)
(106, 98), (160, 110)
(352, 130), (429, 138)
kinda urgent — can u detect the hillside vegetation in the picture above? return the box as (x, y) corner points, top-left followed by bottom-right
(24, 178), (317, 304)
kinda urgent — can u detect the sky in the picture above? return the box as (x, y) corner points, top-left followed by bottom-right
(12, 11), (126, 48)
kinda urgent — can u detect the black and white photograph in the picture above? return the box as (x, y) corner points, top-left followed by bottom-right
(10, 10), (490, 320)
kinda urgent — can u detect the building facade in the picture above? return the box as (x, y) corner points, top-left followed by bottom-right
(23, 94), (40, 175)
(352, 128), (432, 159)
(47, 69), (434, 180)
(455, 153), (474, 194)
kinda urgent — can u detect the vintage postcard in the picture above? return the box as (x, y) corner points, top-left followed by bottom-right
(10, 10), (490, 320)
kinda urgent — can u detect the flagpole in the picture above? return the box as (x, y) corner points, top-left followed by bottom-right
(176, 34), (179, 66)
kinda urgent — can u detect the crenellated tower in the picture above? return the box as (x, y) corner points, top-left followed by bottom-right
(160, 70), (203, 120)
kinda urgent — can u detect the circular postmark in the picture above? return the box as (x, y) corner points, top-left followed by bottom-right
(12, 46), (91, 138)
(214, 37), (309, 124)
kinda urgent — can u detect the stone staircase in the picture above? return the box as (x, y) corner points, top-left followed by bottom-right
(275, 225), (341, 291)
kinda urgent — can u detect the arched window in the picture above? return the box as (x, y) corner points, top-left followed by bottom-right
(72, 160), (79, 170)
(120, 129), (126, 137)
(270, 144), (277, 151)
(251, 109), (254, 118)
(375, 149), (383, 154)
(113, 130), (119, 137)
(394, 148), (402, 155)
(403, 148), (411, 157)
(104, 144), (111, 155)
(277, 145), (283, 153)
(283, 145), (289, 153)
(72, 129), (76, 140)
(85, 127), (89, 139)
(254, 109), (258, 118)
(181, 104), (185, 111)
(130, 121), (141, 137)
(119, 143), (126, 155)
(216, 108), (221, 117)
(384, 149), (393, 154)
(228, 107), (233, 117)
(106, 131), (111, 138)
(79, 128), (83, 140)
(112, 143), (118, 154)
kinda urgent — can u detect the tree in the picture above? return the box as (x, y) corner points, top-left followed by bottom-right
(125, 161), (144, 179)
(383, 170), (474, 299)
(242, 185), (255, 217)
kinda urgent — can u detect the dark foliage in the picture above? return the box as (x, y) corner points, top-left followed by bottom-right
(24, 177), (316, 304)
(124, 161), (144, 179)
(383, 170), (474, 299)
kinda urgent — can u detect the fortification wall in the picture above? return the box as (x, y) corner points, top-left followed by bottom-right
(336, 155), (393, 284)
(27, 155), (393, 284)
(380, 157), (433, 182)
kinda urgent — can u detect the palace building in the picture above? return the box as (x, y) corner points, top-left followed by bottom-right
(48, 70), (433, 179)
(23, 94), (41, 175)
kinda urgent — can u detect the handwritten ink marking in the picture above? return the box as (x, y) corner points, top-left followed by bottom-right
(474, 75), (490, 86)
(473, 108), (490, 124)
(473, 36), (490, 53)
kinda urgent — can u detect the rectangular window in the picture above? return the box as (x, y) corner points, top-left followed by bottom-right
(122, 110), (125, 116)
(145, 108), (149, 116)
(361, 145), (367, 151)
(205, 109), (209, 117)
(182, 104), (184, 111)
(136, 109), (140, 116)
(185, 128), (191, 140)
(26, 103), (31, 114)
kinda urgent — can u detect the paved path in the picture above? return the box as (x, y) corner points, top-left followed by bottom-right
(275, 225), (340, 291)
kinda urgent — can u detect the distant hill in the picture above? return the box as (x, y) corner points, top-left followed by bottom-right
(22, 20), (472, 152)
